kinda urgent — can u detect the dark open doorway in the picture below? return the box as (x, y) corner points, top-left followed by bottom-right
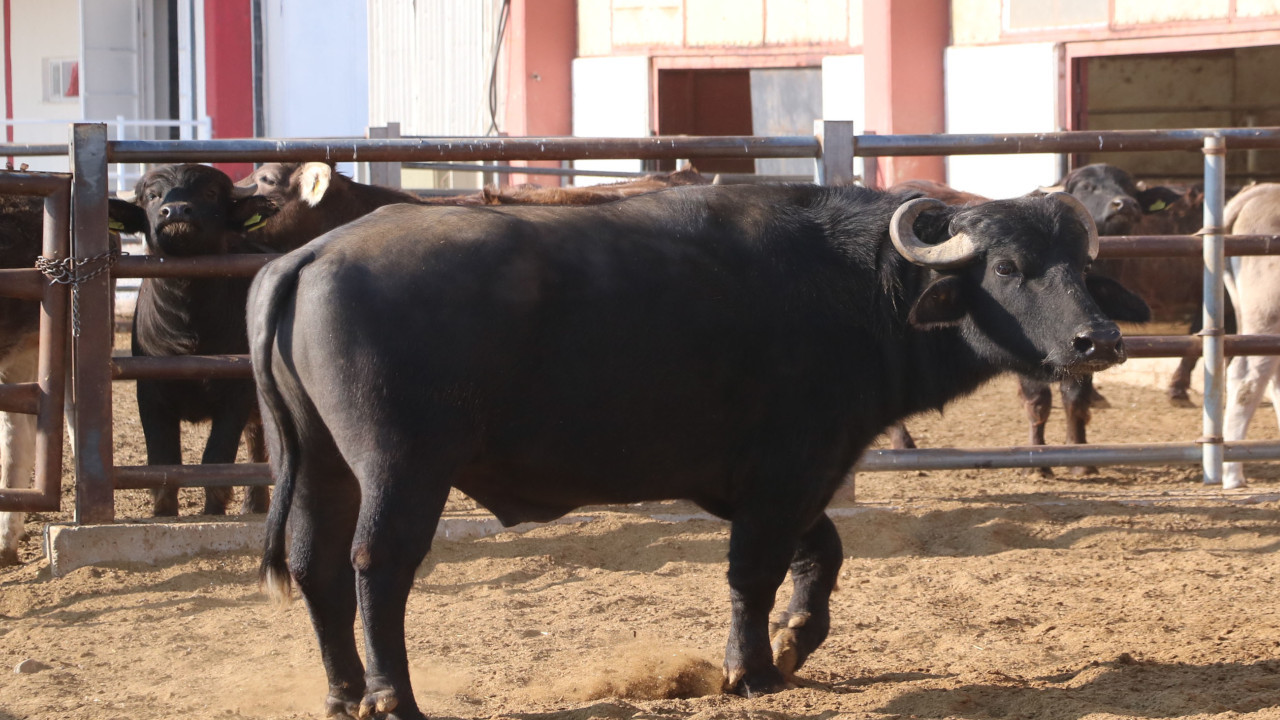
(655, 69), (755, 174)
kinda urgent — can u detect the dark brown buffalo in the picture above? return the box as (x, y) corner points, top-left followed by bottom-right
(109, 164), (277, 517)
(251, 184), (1139, 718)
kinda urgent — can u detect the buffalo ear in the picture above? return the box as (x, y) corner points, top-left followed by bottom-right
(298, 162), (333, 206)
(232, 195), (279, 232)
(909, 276), (967, 328)
(107, 199), (149, 235)
(1086, 274), (1151, 323)
(1134, 186), (1180, 214)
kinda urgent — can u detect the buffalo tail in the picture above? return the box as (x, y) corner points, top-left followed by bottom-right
(248, 247), (318, 605)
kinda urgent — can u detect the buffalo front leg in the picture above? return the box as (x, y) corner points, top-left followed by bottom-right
(199, 396), (255, 515)
(1017, 377), (1053, 477)
(1168, 354), (1198, 407)
(1060, 375), (1097, 476)
(885, 422), (916, 450)
(771, 513), (843, 682)
(137, 380), (184, 516)
(723, 512), (802, 697)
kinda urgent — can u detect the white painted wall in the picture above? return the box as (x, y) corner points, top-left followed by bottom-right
(821, 54), (867, 181)
(571, 56), (650, 185)
(945, 42), (1061, 199)
(4, 0), (80, 172)
(262, 0), (368, 142)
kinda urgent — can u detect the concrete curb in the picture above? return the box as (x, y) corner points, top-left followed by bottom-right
(41, 513), (597, 577)
(40, 506), (885, 577)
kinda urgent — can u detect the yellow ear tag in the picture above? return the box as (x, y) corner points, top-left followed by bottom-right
(108, 219), (126, 232)
(1147, 199), (1168, 212)
(243, 213), (267, 231)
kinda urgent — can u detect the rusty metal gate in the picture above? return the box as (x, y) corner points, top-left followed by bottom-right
(0, 171), (69, 513)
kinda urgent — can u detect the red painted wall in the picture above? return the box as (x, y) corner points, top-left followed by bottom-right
(204, 0), (254, 180)
(505, 0), (576, 186)
(863, 0), (948, 185)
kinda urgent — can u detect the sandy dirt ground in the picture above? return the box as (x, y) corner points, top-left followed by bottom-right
(4, 331), (1280, 720)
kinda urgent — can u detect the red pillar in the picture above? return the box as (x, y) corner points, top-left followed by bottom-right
(863, 0), (949, 185)
(504, 0), (576, 186)
(204, 0), (254, 181)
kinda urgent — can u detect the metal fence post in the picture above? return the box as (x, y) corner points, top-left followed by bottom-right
(366, 123), (402, 189)
(1201, 134), (1227, 485)
(862, 130), (879, 188)
(70, 123), (115, 524)
(814, 120), (855, 186)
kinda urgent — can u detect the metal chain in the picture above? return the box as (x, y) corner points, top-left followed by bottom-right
(36, 249), (122, 337)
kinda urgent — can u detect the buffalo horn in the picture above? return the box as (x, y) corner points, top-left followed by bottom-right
(889, 197), (979, 269)
(1047, 191), (1099, 259)
(116, 189), (136, 202)
(231, 180), (259, 198)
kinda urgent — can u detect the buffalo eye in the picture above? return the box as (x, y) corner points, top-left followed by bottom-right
(994, 260), (1019, 278)
(145, 189), (160, 202)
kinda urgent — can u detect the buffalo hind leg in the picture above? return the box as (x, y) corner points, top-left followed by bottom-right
(290, 456), (366, 719)
(1017, 377), (1053, 477)
(771, 513), (843, 682)
(354, 469), (453, 720)
(1060, 375), (1097, 476)
(240, 418), (270, 514)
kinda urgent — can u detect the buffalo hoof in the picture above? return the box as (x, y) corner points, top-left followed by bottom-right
(0, 547), (19, 567)
(358, 688), (424, 720)
(1023, 466), (1054, 478)
(770, 630), (802, 683)
(325, 694), (361, 719)
(151, 493), (179, 518)
(1167, 391), (1195, 408)
(724, 664), (794, 698)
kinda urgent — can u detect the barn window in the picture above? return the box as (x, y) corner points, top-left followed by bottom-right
(42, 58), (80, 103)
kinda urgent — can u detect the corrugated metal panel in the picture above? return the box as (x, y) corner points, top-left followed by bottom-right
(368, 0), (502, 137)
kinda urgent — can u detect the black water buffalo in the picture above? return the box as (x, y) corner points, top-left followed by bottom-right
(889, 177), (1151, 474)
(251, 183), (1136, 719)
(0, 192), (44, 565)
(109, 164), (277, 516)
(1057, 164), (1227, 407)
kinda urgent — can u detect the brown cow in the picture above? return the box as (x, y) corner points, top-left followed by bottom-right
(238, 162), (712, 252)
(0, 191), (45, 565)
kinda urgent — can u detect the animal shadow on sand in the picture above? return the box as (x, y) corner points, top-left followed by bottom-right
(859, 658), (1280, 718)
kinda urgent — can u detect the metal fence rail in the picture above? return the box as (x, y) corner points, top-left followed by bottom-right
(12, 122), (1280, 524)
